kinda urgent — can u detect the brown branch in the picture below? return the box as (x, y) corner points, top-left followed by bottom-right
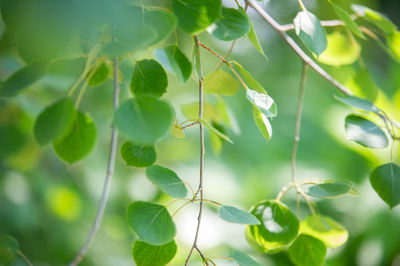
(281, 19), (346, 32)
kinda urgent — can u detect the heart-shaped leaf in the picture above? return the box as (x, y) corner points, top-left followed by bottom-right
(121, 141), (156, 168)
(132, 240), (177, 266)
(131, 59), (168, 98)
(212, 7), (250, 41)
(370, 163), (400, 208)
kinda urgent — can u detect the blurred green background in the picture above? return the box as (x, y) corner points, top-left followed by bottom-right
(0, 0), (400, 265)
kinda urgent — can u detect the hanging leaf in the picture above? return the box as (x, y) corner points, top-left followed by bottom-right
(233, 61), (266, 93)
(335, 95), (379, 113)
(294, 11), (327, 56)
(370, 163), (400, 208)
(306, 182), (352, 198)
(114, 96), (173, 144)
(120, 141), (156, 168)
(344, 114), (388, 149)
(130, 59), (168, 97)
(203, 69), (240, 96)
(246, 201), (299, 253)
(288, 234), (327, 266)
(246, 89), (277, 118)
(331, 3), (364, 39)
(212, 7), (250, 41)
(53, 112), (96, 164)
(132, 240), (177, 266)
(172, 0), (222, 34)
(199, 118), (233, 144)
(126, 201), (176, 245)
(231, 250), (262, 266)
(34, 98), (75, 145)
(300, 215), (348, 248)
(146, 165), (187, 198)
(155, 45), (192, 83)
(0, 235), (19, 265)
(219, 205), (260, 225)
(145, 9), (177, 46)
(252, 107), (273, 141)
(88, 62), (109, 87)
(0, 62), (49, 97)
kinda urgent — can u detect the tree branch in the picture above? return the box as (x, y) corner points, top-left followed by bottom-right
(68, 56), (120, 266)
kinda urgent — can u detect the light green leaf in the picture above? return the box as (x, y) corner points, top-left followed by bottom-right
(246, 201), (299, 253)
(210, 130), (223, 154)
(0, 63), (49, 97)
(53, 112), (96, 164)
(335, 95), (379, 113)
(126, 201), (176, 245)
(345, 114), (388, 149)
(345, 69), (380, 102)
(233, 61), (266, 93)
(131, 59), (168, 97)
(300, 215), (348, 248)
(155, 45), (192, 83)
(232, 250), (262, 266)
(114, 97), (173, 144)
(240, 6), (267, 59)
(120, 141), (156, 168)
(132, 240), (177, 266)
(34, 98), (75, 145)
(387, 31), (400, 62)
(352, 4), (397, 34)
(294, 11), (327, 55)
(146, 165), (187, 198)
(212, 7), (250, 41)
(219, 205), (260, 225)
(172, 0), (222, 34)
(288, 234), (326, 266)
(0, 235), (19, 265)
(88, 62), (109, 87)
(331, 3), (364, 39)
(203, 69), (240, 95)
(246, 89), (277, 118)
(252, 107), (272, 141)
(306, 182), (352, 198)
(370, 163), (400, 208)
(199, 118), (233, 144)
(145, 9), (177, 46)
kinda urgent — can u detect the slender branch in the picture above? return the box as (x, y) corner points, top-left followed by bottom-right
(181, 121), (200, 130)
(18, 250), (33, 266)
(68, 56), (120, 266)
(276, 181), (295, 201)
(281, 19), (346, 32)
(214, 40), (238, 71)
(185, 35), (206, 266)
(291, 63), (308, 182)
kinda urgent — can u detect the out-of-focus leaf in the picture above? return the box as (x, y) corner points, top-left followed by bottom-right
(145, 9), (177, 46)
(306, 182), (352, 198)
(370, 163), (400, 208)
(88, 62), (109, 87)
(155, 45), (192, 83)
(345, 69), (379, 102)
(335, 95), (379, 113)
(199, 118), (233, 143)
(331, 3), (364, 38)
(0, 235), (19, 265)
(132, 240), (177, 266)
(288, 234), (326, 266)
(203, 69), (240, 95)
(318, 31), (360, 66)
(232, 250), (262, 266)
(211, 7), (250, 41)
(294, 11), (327, 55)
(252, 107), (272, 141)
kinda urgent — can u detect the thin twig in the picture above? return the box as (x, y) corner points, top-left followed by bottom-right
(214, 40), (237, 71)
(18, 250), (33, 266)
(281, 19), (346, 32)
(181, 121), (200, 130)
(68, 56), (120, 266)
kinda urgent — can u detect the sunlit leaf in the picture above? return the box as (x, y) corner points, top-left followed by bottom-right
(199, 118), (233, 144)
(370, 163), (400, 208)
(335, 95), (379, 113)
(88, 62), (109, 87)
(252, 107), (272, 141)
(331, 3), (364, 39)
(219, 205), (260, 225)
(131, 59), (168, 97)
(132, 240), (177, 266)
(233, 61), (266, 93)
(155, 45), (192, 83)
(203, 69), (240, 96)
(294, 11), (327, 55)
(288, 234), (326, 266)
(387, 31), (400, 62)
(0, 235), (19, 265)
(232, 250), (262, 266)
(306, 182), (352, 198)
(120, 141), (156, 168)
(146, 165), (187, 198)
(170, 123), (186, 139)
(212, 7), (250, 41)
(345, 70), (379, 102)
(246, 89), (277, 118)
(126, 201), (176, 245)
(318, 31), (360, 66)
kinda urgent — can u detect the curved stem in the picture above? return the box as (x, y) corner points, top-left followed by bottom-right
(18, 250), (33, 266)
(68, 56), (120, 266)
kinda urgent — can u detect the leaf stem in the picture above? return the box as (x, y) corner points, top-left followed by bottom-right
(18, 250), (33, 266)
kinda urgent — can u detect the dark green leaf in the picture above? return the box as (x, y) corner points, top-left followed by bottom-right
(146, 165), (187, 198)
(121, 141), (156, 168)
(0, 235), (19, 265)
(114, 97), (173, 144)
(34, 98), (75, 145)
(131, 59), (168, 97)
(306, 182), (352, 198)
(126, 201), (176, 245)
(331, 3), (364, 39)
(294, 11), (327, 55)
(53, 112), (96, 164)
(212, 7), (250, 41)
(132, 240), (177, 266)
(219, 205), (260, 225)
(88, 62), (109, 87)
(335, 95), (379, 113)
(232, 250), (262, 266)
(370, 163), (400, 208)
(288, 234), (326, 266)
(172, 0), (222, 34)
(246, 201), (299, 252)
(0, 63), (49, 97)
(145, 9), (177, 46)
(246, 88), (277, 118)
(0, 124), (27, 158)
(252, 106), (272, 141)
(155, 45), (192, 83)
(344, 114), (388, 149)
(203, 69), (240, 95)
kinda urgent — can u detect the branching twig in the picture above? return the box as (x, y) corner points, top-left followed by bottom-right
(68, 56), (120, 266)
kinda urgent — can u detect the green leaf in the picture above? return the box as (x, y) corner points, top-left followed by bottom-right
(131, 59), (168, 97)
(121, 141), (156, 168)
(352, 5), (397, 34)
(146, 165), (187, 198)
(0, 63), (49, 97)
(34, 98), (75, 145)
(88, 62), (109, 87)
(232, 250), (262, 266)
(145, 9), (177, 46)
(300, 215), (348, 248)
(345, 69), (379, 102)
(246, 201), (299, 253)
(219, 205), (260, 225)
(132, 240), (177, 266)
(288, 234), (326, 266)
(344, 114), (388, 149)
(246, 89), (277, 118)
(203, 69), (240, 96)
(53, 112), (96, 164)
(233, 61), (266, 93)
(331, 3), (364, 39)
(212, 7), (250, 41)
(293, 11), (327, 56)
(306, 182), (352, 198)
(0, 235), (19, 265)
(126, 201), (176, 245)
(370, 163), (400, 208)
(114, 97), (174, 144)
(155, 45), (192, 83)
(335, 95), (379, 113)
(252, 106), (273, 141)
(387, 31), (400, 62)
(240, 6), (267, 59)
(172, 0), (222, 34)
(199, 118), (233, 144)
